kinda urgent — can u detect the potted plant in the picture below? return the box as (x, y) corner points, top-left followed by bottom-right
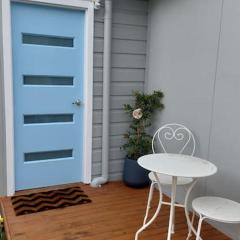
(122, 91), (164, 187)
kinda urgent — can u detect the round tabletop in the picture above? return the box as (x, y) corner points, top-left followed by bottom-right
(138, 153), (217, 178)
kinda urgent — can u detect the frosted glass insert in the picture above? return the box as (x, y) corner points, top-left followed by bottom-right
(24, 114), (73, 124)
(23, 76), (73, 86)
(22, 33), (74, 47)
(24, 149), (73, 162)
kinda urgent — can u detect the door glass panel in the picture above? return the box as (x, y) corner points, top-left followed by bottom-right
(24, 149), (73, 162)
(23, 75), (74, 86)
(22, 33), (74, 47)
(24, 114), (73, 124)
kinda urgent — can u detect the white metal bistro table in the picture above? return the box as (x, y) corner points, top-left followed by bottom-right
(135, 153), (217, 240)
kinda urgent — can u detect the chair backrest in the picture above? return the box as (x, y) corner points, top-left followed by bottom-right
(152, 123), (196, 156)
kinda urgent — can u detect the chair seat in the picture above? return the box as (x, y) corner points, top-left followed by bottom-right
(192, 197), (240, 223)
(148, 172), (193, 185)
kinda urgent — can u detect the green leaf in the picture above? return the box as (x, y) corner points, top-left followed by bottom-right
(121, 90), (164, 160)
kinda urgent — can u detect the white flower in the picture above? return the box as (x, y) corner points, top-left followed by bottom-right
(132, 108), (143, 120)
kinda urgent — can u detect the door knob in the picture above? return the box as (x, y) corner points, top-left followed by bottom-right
(72, 99), (81, 106)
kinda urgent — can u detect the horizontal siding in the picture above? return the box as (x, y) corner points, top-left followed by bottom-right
(92, 148), (125, 163)
(113, 0), (148, 12)
(93, 110), (130, 124)
(94, 22), (147, 41)
(112, 12), (148, 26)
(94, 39), (147, 55)
(92, 0), (148, 180)
(94, 53), (146, 68)
(93, 123), (130, 138)
(95, 8), (148, 26)
(92, 160), (124, 177)
(93, 135), (126, 149)
(93, 82), (144, 96)
(93, 96), (135, 110)
(93, 68), (146, 82)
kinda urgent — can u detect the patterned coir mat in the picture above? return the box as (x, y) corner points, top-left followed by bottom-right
(11, 186), (92, 216)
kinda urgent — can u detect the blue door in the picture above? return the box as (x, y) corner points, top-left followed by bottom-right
(11, 3), (85, 190)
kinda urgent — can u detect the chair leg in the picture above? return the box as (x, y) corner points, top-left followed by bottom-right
(143, 181), (155, 225)
(196, 215), (204, 240)
(186, 211), (195, 240)
(171, 205), (175, 234)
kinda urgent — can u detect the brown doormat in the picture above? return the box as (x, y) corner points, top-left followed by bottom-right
(11, 186), (91, 216)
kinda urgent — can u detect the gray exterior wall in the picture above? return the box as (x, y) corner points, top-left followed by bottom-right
(92, 0), (148, 180)
(146, 0), (240, 239)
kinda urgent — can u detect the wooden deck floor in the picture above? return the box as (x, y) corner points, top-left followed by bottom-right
(0, 182), (230, 240)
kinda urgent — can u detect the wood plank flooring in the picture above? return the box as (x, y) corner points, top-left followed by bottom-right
(0, 182), (230, 240)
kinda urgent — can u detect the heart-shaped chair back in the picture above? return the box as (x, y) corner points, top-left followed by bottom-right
(152, 123), (196, 156)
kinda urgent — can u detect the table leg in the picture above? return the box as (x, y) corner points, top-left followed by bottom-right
(167, 176), (177, 240)
(143, 181), (156, 225)
(135, 172), (163, 240)
(187, 210), (195, 239)
(196, 215), (206, 240)
(184, 179), (203, 240)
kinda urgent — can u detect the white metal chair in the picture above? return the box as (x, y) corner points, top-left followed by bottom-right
(192, 196), (240, 240)
(144, 123), (196, 236)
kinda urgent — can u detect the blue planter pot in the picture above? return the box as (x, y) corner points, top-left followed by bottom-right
(123, 158), (150, 188)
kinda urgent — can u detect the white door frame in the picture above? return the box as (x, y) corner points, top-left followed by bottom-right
(1, 0), (94, 196)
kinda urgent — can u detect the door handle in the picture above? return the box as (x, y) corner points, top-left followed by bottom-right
(72, 99), (81, 106)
